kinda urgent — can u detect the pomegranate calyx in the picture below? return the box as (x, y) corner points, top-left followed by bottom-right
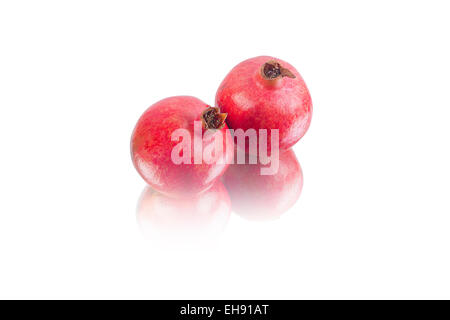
(261, 60), (296, 80)
(201, 107), (227, 130)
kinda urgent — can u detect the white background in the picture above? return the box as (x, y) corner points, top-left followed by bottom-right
(1, 0), (449, 299)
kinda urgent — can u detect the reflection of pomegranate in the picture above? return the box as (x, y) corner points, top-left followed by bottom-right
(131, 96), (233, 198)
(216, 56), (312, 153)
(223, 149), (303, 220)
(136, 181), (231, 238)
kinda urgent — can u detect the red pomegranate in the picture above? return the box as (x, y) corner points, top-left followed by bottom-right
(216, 56), (312, 153)
(131, 96), (233, 197)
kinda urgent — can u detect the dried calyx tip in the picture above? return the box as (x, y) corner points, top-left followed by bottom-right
(202, 107), (227, 129)
(262, 60), (296, 80)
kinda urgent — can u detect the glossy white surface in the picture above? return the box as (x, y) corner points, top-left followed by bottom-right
(1, 0), (450, 299)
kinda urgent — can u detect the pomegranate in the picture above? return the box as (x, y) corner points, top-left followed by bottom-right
(131, 96), (233, 197)
(216, 56), (312, 153)
(223, 149), (303, 220)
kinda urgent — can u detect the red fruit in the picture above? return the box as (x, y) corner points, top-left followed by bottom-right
(131, 96), (233, 197)
(222, 149), (303, 220)
(216, 56), (312, 152)
(136, 182), (231, 239)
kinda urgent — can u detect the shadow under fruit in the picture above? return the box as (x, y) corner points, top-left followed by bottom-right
(223, 149), (303, 221)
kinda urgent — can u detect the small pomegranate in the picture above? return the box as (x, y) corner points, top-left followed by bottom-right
(137, 182), (231, 239)
(131, 96), (233, 197)
(216, 56), (312, 153)
(223, 149), (303, 220)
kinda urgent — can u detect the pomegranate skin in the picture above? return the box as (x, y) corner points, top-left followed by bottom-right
(222, 149), (303, 220)
(216, 56), (312, 152)
(131, 96), (233, 197)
